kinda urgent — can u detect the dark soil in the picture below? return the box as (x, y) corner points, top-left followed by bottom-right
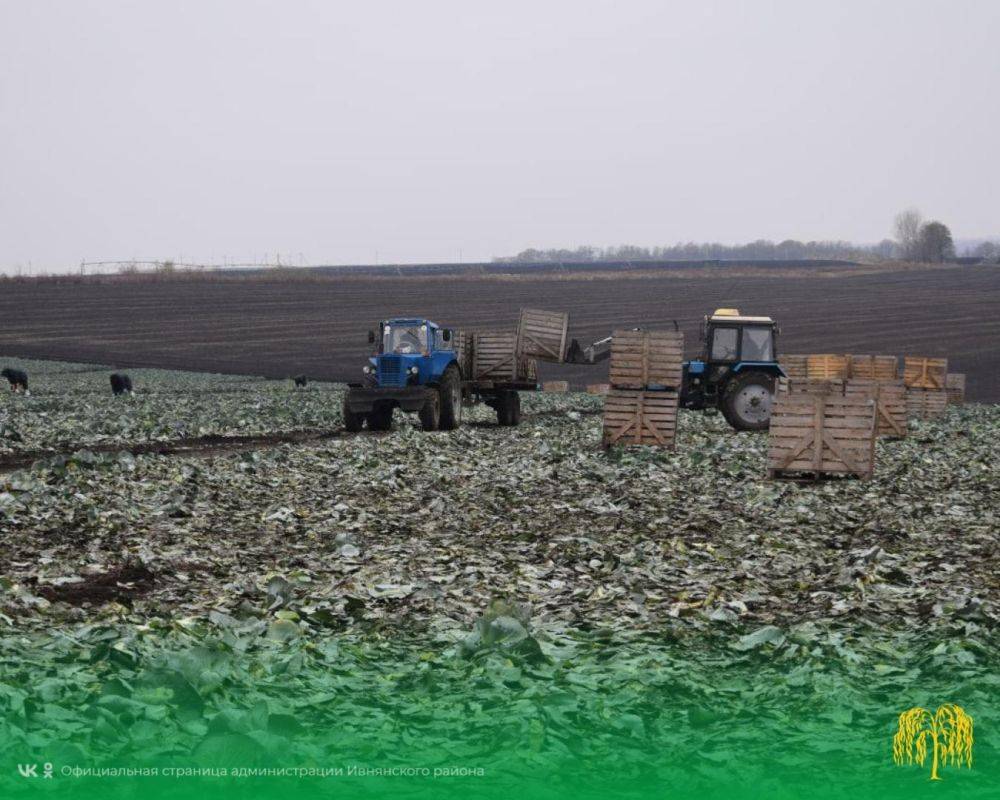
(1, 262), (997, 400)
(36, 561), (156, 606)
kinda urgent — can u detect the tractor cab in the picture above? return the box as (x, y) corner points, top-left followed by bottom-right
(364, 318), (456, 389)
(681, 309), (784, 431)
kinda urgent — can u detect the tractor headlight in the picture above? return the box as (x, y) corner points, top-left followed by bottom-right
(363, 365), (373, 374)
(408, 366), (419, 375)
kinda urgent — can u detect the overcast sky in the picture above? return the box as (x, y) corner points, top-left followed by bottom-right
(2, 0), (998, 273)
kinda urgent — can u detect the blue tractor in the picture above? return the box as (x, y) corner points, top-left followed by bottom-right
(679, 308), (784, 431)
(343, 317), (526, 432)
(568, 308), (784, 431)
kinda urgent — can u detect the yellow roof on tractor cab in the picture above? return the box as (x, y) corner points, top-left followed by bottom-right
(708, 308), (775, 324)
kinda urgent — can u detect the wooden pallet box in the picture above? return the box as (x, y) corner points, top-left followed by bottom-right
(767, 392), (877, 480)
(849, 355), (898, 381)
(906, 387), (948, 419)
(806, 354), (850, 381)
(780, 379), (847, 396)
(779, 354), (809, 381)
(542, 380), (569, 393)
(903, 357), (947, 389)
(472, 332), (520, 382)
(516, 308), (570, 364)
(844, 379), (908, 438)
(945, 373), (966, 405)
(602, 389), (679, 449)
(609, 330), (683, 389)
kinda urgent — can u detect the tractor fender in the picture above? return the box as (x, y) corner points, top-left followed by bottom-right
(730, 362), (786, 378)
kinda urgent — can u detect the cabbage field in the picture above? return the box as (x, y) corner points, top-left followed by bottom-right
(1, 356), (997, 800)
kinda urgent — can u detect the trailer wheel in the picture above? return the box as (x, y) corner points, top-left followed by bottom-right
(438, 365), (462, 430)
(722, 371), (775, 432)
(343, 395), (364, 432)
(368, 404), (394, 431)
(419, 392), (440, 431)
(496, 390), (521, 426)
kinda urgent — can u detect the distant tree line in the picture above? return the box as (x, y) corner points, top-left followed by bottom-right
(497, 210), (997, 265)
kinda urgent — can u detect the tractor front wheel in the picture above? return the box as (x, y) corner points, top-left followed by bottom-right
(438, 365), (462, 430)
(419, 391), (441, 431)
(721, 371), (775, 432)
(343, 395), (364, 432)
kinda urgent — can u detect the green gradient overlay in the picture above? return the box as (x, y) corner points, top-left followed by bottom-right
(1, 621), (996, 800)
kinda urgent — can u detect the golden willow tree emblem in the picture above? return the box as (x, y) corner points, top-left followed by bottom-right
(892, 704), (974, 781)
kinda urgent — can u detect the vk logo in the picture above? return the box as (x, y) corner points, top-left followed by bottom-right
(17, 763), (53, 778)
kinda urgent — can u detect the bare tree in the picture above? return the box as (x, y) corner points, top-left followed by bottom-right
(894, 208), (924, 260)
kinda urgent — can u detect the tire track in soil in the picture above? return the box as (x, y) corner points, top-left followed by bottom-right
(0, 408), (600, 473)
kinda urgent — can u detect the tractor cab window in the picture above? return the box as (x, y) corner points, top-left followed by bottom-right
(434, 328), (453, 351)
(710, 327), (739, 361)
(741, 326), (774, 361)
(385, 324), (428, 355)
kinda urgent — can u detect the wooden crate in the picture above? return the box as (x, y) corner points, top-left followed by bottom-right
(781, 379), (847, 396)
(516, 308), (570, 364)
(542, 380), (569, 393)
(767, 392), (877, 480)
(609, 330), (683, 389)
(586, 383), (610, 395)
(807, 354), (850, 381)
(849, 355), (898, 381)
(845, 379), (908, 438)
(906, 387), (948, 419)
(602, 389), (679, 449)
(472, 332), (519, 381)
(779, 354), (809, 381)
(903, 357), (947, 389)
(945, 373), (966, 405)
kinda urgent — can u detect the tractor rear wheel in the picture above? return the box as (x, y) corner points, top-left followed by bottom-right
(721, 371), (775, 432)
(343, 394), (364, 432)
(367, 404), (394, 431)
(438, 365), (462, 430)
(419, 391), (440, 431)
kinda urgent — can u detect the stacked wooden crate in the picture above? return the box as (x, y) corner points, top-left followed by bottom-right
(844, 379), (908, 438)
(945, 373), (966, 405)
(586, 383), (611, 395)
(602, 330), (684, 449)
(806, 354), (851, 381)
(779, 354), (809, 381)
(767, 387), (878, 480)
(849, 355), (898, 381)
(903, 357), (949, 419)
